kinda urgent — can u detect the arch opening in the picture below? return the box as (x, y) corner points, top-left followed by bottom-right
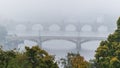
(49, 24), (61, 31)
(81, 25), (92, 32)
(65, 24), (76, 31)
(81, 40), (101, 51)
(32, 24), (43, 31)
(42, 40), (76, 50)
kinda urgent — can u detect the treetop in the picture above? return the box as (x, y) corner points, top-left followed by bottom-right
(117, 17), (120, 29)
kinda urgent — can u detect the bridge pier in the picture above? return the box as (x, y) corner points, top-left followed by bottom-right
(76, 41), (81, 52)
(38, 41), (42, 48)
(35, 39), (42, 49)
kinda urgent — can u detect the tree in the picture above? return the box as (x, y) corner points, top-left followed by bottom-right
(24, 46), (58, 68)
(9, 46), (58, 68)
(94, 17), (120, 68)
(0, 45), (59, 68)
(0, 46), (16, 68)
(60, 53), (90, 68)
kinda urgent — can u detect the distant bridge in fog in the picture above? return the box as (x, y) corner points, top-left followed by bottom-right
(4, 20), (115, 51)
(5, 19), (115, 34)
(6, 33), (107, 51)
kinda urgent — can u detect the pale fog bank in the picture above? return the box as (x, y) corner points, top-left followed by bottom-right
(0, 0), (120, 23)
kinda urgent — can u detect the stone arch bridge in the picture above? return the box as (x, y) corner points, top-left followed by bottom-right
(4, 21), (114, 51)
(6, 35), (107, 51)
(5, 21), (115, 33)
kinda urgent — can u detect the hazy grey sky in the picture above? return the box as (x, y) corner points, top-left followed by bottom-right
(0, 0), (120, 22)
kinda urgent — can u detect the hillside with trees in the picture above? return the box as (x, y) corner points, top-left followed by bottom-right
(60, 53), (90, 68)
(94, 17), (120, 68)
(0, 46), (58, 68)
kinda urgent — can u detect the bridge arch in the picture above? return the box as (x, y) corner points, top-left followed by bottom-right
(32, 24), (43, 31)
(49, 24), (61, 31)
(41, 38), (77, 44)
(42, 39), (76, 50)
(81, 25), (92, 32)
(65, 24), (76, 31)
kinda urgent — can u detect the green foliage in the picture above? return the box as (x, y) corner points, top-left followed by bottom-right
(0, 46), (16, 68)
(94, 17), (120, 68)
(60, 53), (90, 68)
(117, 17), (120, 29)
(24, 46), (58, 68)
(0, 46), (58, 68)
